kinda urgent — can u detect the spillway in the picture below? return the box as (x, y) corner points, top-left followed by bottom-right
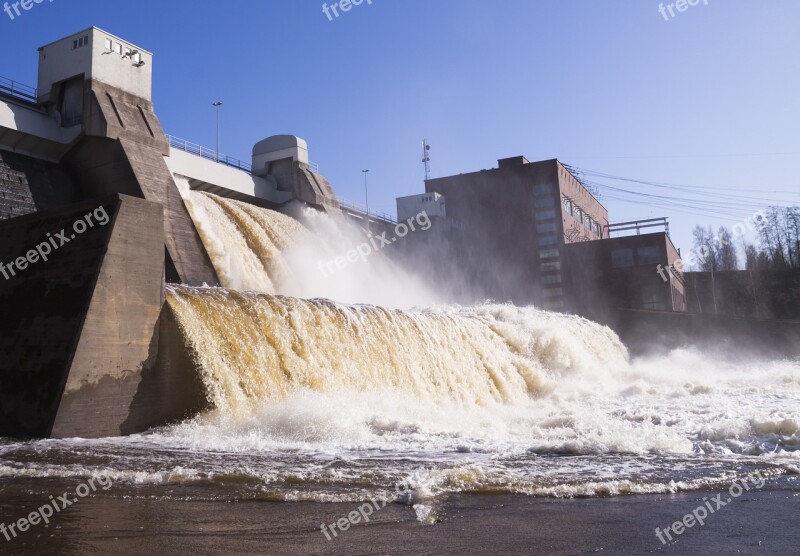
(166, 285), (630, 421)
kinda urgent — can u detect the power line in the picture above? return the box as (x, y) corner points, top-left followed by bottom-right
(563, 164), (798, 223)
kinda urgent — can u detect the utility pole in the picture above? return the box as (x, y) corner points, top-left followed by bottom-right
(212, 101), (222, 162)
(362, 169), (370, 235)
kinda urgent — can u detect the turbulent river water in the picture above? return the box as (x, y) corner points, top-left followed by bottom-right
(1, 186), (798, 521)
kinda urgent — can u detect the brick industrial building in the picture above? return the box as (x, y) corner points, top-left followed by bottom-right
(397, 156), (687, 320)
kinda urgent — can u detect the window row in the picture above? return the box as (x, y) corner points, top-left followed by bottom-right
(72, 35), (90, 50)
(562, 196), (602, 238)
(104, 38), (142, 63)
(611, 245), (661, 268)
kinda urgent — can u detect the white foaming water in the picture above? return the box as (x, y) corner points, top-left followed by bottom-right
(176, 179), (436, 307)
(1, 183), (797, 508)
(104, 284), (793, 504)
(1, 343), (796, 504)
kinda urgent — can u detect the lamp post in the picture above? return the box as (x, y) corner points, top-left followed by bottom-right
(362, 169), (370, 235)
(212, 101), (222, 162)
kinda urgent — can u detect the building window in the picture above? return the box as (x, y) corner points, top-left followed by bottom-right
(611, 248), (634, 268)
(534, 197), (555, 208)
(537, 222), (557, 233)
(562, 196), (572, 214)
(541, 261), (561, 272)
(637, 246), (661, 265)
(641, 285), (666, 310)
(114, 43), (123, 55)
(538, 235), (558, 246)
(73, 35), (89, 49)
(539, 248), (560, 259)
(533, 184), (553, 196)
(104, 38), (113, 51)
(542, 274), (562, 285)
(535, 209), (556, 221)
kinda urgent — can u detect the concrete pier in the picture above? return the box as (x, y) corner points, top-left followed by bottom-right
(0, 195), (203, 438)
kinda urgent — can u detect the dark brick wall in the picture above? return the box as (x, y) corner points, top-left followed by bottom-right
(0, 149), (76, 221)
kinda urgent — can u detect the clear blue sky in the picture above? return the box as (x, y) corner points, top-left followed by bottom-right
(2, 0), (798, 254)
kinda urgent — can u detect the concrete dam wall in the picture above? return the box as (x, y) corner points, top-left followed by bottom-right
(0, 195), (204, 438)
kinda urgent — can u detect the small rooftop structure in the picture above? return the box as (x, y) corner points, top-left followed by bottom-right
(252, 135), (309, 175)
(37, 27), (153, 104)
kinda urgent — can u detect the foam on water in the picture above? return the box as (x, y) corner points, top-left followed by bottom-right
(1, 185), (797, 507)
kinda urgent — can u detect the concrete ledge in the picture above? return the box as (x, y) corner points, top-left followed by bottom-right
(166, 149), (293, 206)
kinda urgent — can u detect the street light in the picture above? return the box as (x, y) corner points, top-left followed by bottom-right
(362, 169), (370, 235)
(212, 101), (222, 162)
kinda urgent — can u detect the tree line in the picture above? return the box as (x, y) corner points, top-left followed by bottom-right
(691, 206), (800, 272)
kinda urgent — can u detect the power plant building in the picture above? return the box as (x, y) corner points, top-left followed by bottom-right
(411, 156), (687, 318)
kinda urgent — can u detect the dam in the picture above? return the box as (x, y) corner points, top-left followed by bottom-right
(0, 26), (442, 438)
(1, 26), (799, 442)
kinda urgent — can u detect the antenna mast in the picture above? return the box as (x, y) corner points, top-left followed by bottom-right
(422, 139), (431, 181)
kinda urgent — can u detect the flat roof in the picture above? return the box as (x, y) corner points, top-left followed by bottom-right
(426, 157), (608, 212)
(38, 26), (153, 55)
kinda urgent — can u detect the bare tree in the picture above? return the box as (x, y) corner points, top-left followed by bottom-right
(692, 225), (719, 271)
(717, 226), (738, 270)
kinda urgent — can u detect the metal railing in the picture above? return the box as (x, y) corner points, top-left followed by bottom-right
(0, 76), (37, 103)
(338, 197), (397, 225)
(166, 134), (253, 172)
(606, 217), (670, 237)
(166, 134), (320, 176)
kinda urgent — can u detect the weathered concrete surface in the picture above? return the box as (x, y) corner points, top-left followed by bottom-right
(0, 196), (118, 437)
(129, 301), (208, 434)
(0, 195), (206, 438)
(62, 81), (219, 286)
